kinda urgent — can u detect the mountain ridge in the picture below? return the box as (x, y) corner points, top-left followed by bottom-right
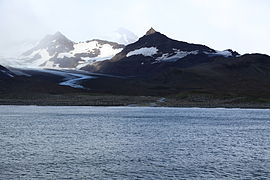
(19, 32), (125, 69)
(1, 27), (270, 107)
(81, 28), (240, 76)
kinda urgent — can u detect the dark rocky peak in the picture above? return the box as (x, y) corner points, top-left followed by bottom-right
(41, 31), (65, 41)
(226, 49), (240, 57)
(121, 28), (215, 54)
(54, 31), (65, 38)
(40, 31), (72, 46)
(145, 27), (158, 35)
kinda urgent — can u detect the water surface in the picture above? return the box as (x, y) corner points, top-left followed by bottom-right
(0, 106), (269, 179)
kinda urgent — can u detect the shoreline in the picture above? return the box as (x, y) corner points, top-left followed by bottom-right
(1, 93), (270, 109)
(1, 104), (270, 110)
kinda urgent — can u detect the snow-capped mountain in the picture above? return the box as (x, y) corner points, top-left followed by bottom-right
(82, 28), (240, 75)
(20, 32), (125, 69)
(2, 27), (270, 103)
(16, 28), (240, 75)
(109, 28), (138, 45)
(121, 28), (239, 62)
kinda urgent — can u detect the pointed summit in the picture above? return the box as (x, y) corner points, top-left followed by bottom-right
(41, 31), (67, 43)
(54, 31), (64, 36)
(145, 27), (158, 35)
(22, 31), (74, 57)
(51, 31), (67, 39)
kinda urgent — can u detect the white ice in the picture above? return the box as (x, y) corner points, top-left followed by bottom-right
(126, 47), (158, 57)
(59, 72), (96, 89)
(30, 68), (96, 89)
(57, 53), (75, 58)
(156, 50), (199, 62)
(214, 50), (233, 57)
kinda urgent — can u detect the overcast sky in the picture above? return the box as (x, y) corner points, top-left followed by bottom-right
(1, 0), (270, 56)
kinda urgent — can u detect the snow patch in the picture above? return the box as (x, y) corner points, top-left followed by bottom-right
(71, 41), (99, 54)
(76, 56), (112, 69)
(80, 57), (92, 61)
(43, 61), (56, 69)
(57, 53), (75, 58)
(76, 44), (123, 69)
(28, 49), (55, 67)
(19, 48), (55, 68)
(204, 50), (234, 57)
(156, 50), (199, 62)
(99, 44), (122, 57)
(127, 47), (158, 57)
(214, 50), (233, 57)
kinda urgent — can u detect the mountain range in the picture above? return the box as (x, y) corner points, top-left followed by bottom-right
(1, 28), (270, 107)
(82, 28), (240, 76)
(19, 32), (125, 69)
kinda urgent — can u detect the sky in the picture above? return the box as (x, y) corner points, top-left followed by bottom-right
(1, 0), (270, 56)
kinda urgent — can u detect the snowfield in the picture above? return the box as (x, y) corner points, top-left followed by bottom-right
(70, 41), (123, 58)
(18, 39), (123, 69)
(20, 48), (55, 67)
(214, 50), (233, 57)
(155, 49), (236, 62)
(156, 50), (199, 62)
(127, 47), (158, 57)
(204, 50), (234, 57)
(71, 41), (100, 54)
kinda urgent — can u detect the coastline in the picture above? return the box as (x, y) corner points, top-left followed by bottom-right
(1, 93), (270, 109)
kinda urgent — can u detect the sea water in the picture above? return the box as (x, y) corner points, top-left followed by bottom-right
(0, 106), (269, 179)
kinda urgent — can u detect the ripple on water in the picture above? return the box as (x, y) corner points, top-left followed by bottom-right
(0, 106), (269, 179)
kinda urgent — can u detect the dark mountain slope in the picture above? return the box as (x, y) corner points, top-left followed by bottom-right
(82, 28), (238, 76)
(0, 65), (15, 79)
(149, 54), (270, 96)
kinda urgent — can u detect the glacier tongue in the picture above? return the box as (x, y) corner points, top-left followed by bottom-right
(59, 72), (96, 89)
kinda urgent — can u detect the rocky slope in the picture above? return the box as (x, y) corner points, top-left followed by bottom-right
(82, 28), (239, 76)
(0, 65), (15, 79)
